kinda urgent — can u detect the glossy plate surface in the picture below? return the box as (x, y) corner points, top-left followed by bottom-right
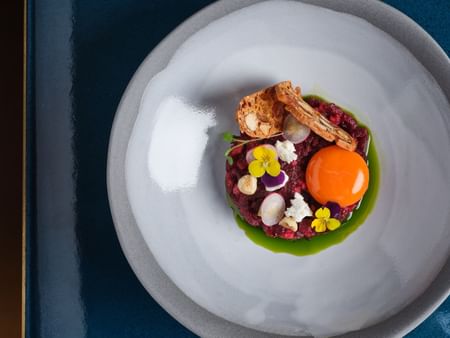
(119, 1), (450, 336)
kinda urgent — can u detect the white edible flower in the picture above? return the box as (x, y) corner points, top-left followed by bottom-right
(275, 140), (298, 164)
(285, 193), (312, 222)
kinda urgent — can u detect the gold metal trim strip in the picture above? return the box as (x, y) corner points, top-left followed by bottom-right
(22, 0), (28, 336)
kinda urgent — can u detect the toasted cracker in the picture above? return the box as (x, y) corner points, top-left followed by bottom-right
(235, 82), (292, 138)
(275, 85), (357, 151)
(236, 81), (357, 151)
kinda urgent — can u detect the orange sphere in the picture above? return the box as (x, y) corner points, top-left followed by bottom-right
(306, 146), (369, 207)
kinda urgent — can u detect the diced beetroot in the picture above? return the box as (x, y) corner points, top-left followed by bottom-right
(299, 219), (316, 239)
(226, 97), (369, 240)
(229, 144), (244, 157)
(340, 113), (358, 131)
(280, 228), (296, 240)
(304, 97), (321, 108)
(318, 102), (329, 114)
(329, 113), (342, 125)
(232, 185), (240, 197)
(236, 158), (247, 170)
(225, 174), (234, 192)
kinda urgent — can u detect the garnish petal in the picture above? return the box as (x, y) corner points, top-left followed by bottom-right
(266, 160), (281, 177)
(315, 207), (330, 219)
(249, 160), (265, 177)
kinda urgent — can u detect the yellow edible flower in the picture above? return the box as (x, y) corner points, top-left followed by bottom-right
(248, 146), (281, 178)
(311, 207), (341, 233)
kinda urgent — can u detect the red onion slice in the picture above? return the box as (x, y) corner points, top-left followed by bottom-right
(283, 114), (311, 144)
(259, 193), (286, 226)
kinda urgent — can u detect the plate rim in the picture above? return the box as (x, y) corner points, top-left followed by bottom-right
(107, 0), (450, 337)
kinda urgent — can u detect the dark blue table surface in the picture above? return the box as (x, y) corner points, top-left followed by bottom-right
(27, 1), (450, 337)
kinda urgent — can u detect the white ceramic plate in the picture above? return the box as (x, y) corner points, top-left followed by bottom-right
(109, 1), (450, 337)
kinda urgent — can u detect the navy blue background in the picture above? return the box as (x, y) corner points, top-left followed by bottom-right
(27, 1), (450, 337)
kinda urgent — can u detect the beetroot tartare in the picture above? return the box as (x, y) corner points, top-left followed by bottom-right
(225, 85), (370, 241)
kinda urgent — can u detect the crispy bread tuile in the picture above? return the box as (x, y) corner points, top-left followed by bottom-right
(275, 84), (357, 151)
(236, 81), (357, 151)
(235, 82), (292, 138)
